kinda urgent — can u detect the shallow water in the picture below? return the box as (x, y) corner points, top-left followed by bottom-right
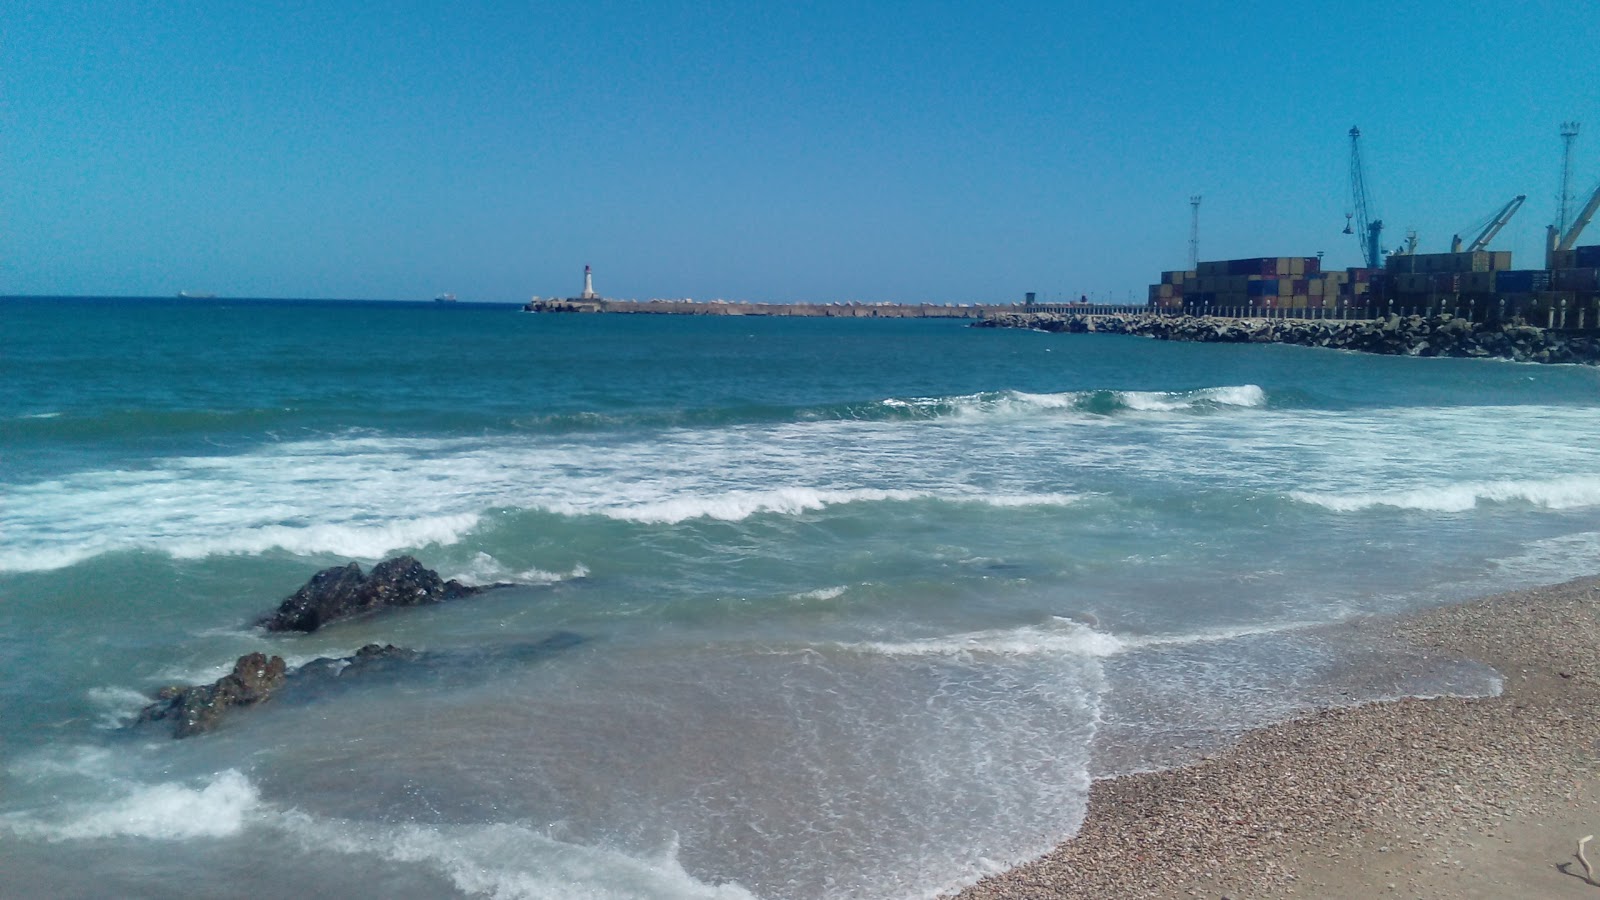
(2, 298), (1595, 898)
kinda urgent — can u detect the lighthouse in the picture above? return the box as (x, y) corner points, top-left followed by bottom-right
(580, 265), (598, 300)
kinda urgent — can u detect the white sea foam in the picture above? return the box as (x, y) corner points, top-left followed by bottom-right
(446, 552), (590, 586)
(279, 813), (757, 900)
(790, 585), (848, 602)
(973, 492), (1082, 508)
(8, 395), (1600, 573)
(1291, 475), (1600, 513)
(586, 487), (930, 524)
(3, 770), (260, 841)
(1482, 531), (1600, 587)
(86, 686), (156, 729)
(848, 619), (1127, 659)
(164, 514), (485, 560)
(1117, 384), (1267, 411)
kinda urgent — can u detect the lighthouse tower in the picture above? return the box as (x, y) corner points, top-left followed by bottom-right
(580, 265), (599, 300)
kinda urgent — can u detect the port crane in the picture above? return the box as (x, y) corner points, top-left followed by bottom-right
(1450, 195), (1526, 253)
(1343, 126), (1384, 268)
(1553, 179), (1600, 252)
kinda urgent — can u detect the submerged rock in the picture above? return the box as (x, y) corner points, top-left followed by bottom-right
(136, 634), (585, 738)
(136, 652), (288, 738)
(257, 556), (488, 633)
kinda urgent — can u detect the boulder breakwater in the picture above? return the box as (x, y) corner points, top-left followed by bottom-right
(973, 312), (1600, 365)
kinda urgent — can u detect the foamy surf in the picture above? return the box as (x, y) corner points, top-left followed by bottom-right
(875, 384), (1268, 420)
(278, 813), (759, 900)
(2, 769), (260, 841)
(844, 618), (1127, 659)
(1290, 474), (1600, 512)
(446, 552), (589, 586)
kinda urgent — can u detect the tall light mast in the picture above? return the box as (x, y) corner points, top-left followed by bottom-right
(1188, 195), (1201, 270)
(1346, 126), (1383, 269)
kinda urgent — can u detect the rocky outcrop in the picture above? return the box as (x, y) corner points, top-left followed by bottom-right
(973, 313), (1600, 365)
(136, 652), (289, 738)
(257, 556), (488, 633)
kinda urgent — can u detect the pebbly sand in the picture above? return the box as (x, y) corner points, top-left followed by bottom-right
(953, 575), (1600, 899)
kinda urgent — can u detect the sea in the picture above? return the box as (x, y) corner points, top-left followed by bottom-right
(3, 296), (1599, 899)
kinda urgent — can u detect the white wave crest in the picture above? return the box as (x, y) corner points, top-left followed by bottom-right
(973, 492), (1082, 508)
(845, 618), (1127, 659)
(588, 488), (930, 524)
(790, 585), (848, 602)
(1291, 475), (1600, 513)
(166, 514), (484, 561)
(3, 770), (260, 841)
(1118, 384), (1267, 411)
(446, 552), (590, 586)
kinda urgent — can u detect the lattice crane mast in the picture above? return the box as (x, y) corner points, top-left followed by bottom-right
(1343, 126), (1383, 269)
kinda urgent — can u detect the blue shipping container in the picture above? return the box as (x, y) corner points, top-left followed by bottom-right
(1246, 279), (1278, 296)
(1495, 270), (1552, 292)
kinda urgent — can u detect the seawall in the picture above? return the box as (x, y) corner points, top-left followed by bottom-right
(524, 298), (994, 318)
(972, 312), (1600, 365)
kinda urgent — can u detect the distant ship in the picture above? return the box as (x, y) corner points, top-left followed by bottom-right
(434, 293), (458, 303)
(177, 291), (218, 299)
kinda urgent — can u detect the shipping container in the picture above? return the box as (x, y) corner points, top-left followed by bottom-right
(1550, 250), (1577, 270)
(1246, 279), (1278, 297)
(1553, 268), (1600, 292)
(1576, 246), (1600, 268)
(1495, 270), (1553, 293)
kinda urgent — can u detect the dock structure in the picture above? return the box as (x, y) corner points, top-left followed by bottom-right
(522, 297), (1004, 318)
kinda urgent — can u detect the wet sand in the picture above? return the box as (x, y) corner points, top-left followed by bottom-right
(954, 576), (1600, 899)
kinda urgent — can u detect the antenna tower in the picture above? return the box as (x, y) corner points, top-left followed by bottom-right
(1560, 122), (1581, 235)
(1188, 195), (1202, 270)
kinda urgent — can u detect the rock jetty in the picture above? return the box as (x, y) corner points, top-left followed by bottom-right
(973, 312), (1600, 364)
(257, 556), (490, 633)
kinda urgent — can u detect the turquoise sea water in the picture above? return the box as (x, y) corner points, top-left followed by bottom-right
(3, 297), (1599, 898)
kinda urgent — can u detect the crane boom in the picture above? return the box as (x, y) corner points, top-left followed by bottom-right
(1348, 126), (1383, 268)
(1467, 195), (1526, 252)
(1557, 181), (1600, 251)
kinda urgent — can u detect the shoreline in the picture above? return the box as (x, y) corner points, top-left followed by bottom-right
(953, 575), (1600, 899)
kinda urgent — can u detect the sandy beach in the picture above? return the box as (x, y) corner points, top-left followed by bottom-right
(955, 576), (1600, 899)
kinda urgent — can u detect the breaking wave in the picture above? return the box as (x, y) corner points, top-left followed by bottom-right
(1290, 475), (1600, 512)
(874, 384), (1268, 420)
(2, 769), (260, 841)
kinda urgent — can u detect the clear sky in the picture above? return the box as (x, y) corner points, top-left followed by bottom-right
(5, 1), (1598, 303)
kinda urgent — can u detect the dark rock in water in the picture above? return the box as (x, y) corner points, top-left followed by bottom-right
(294, 642), (424, 682)
(136, 634), (586, 738)
(136, 652), (288, 738)
(258, 556), (487, 633)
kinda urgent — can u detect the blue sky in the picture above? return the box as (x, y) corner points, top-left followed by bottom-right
(5, 1), (1598, 303)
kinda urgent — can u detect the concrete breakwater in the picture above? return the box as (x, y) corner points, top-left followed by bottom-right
(525, 298), (987, 318)
(973, 312), (1600, 365)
